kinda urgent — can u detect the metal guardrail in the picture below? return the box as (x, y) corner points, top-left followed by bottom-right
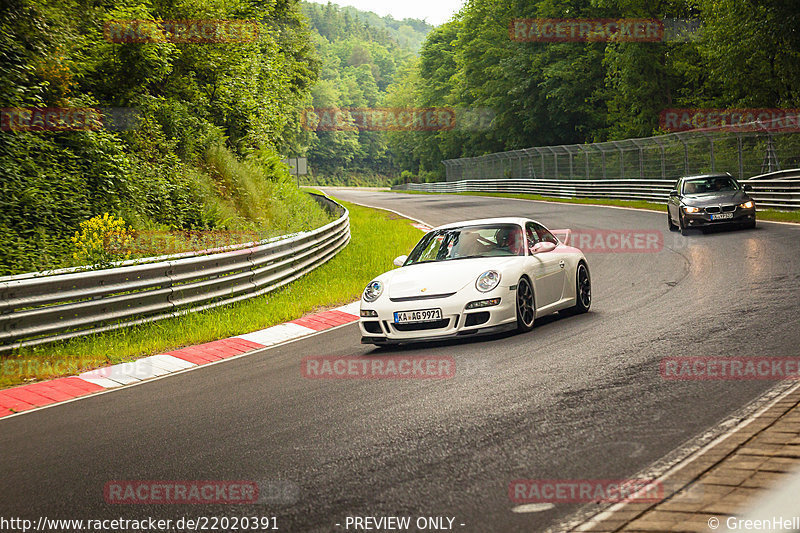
(393, 179), (800, 210)
(0, 194), (350, 353)
(749, 168), (800, 181)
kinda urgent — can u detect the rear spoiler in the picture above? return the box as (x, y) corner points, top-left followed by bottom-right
(550, 229), (572, 246)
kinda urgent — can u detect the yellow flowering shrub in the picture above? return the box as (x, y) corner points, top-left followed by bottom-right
(71, 213), (133, 267)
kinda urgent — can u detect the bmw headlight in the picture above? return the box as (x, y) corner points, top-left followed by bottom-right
(476, 270), (501, 293)
(739, 201), (754, 209)
(683, 206), (701, 214)
(363, 280), (384, 302)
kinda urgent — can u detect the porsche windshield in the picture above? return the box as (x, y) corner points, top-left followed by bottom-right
(405, 224), (525, 265)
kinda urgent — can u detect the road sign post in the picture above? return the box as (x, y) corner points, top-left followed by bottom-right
(282, 157), (308, 186)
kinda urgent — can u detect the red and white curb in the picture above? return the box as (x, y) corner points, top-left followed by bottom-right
(0, 302), (361, 418)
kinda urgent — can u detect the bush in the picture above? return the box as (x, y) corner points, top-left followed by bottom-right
(71, 213), (132, 267)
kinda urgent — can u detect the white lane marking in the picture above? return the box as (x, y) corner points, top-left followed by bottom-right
(237, 323), (316, 346)
(140, 356), (178, 373)
(79, 365), (142, 385)
(512, 503), (556, 513)
(80, 357), (179, 383)
(131, 358), (172, 378)
(64, 355), (196, 391)
(78, 377), (123, 389)
(150, 354), (197, 371)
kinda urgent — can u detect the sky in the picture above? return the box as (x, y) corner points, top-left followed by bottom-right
(307, 0), (464, 26)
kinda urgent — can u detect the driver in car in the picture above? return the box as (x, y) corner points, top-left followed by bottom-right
(495, 227), (524, 255)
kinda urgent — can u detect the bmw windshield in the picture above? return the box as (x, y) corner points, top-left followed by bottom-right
(405, 224), (525, 265)
(682, 176), (740, 195)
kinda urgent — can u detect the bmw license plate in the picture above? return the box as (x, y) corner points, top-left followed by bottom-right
(394, 309), (443, 324)
(711, 213), (734, 221)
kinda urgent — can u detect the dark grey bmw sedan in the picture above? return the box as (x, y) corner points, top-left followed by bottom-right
(667, 173), (757, 235)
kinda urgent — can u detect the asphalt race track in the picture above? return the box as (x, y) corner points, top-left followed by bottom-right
(2, 190), (799, 532)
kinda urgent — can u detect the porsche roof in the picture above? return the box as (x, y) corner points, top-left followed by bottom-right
(434, 217), (537, 230)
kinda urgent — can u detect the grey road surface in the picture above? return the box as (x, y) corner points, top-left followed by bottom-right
(1, 190), (799, 532)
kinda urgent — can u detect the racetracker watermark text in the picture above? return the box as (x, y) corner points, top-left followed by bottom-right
(660, 108), (800, 132)
(301, 108), (456, 132)
(104, 481), (258, 504)
(661, 357), (800, 381)
(1, 107), (139, 132)
(510, 18), (664, 42)
(509, 479), (663, 503)
(560, 229), (663, 253)
(301, 356), (456, 380)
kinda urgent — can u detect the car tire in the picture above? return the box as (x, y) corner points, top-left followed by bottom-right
(679, 213), (690, 236)
(668, 210), (678, 232)
(571, 262), (592, 314)
(515, 277), (536, 333)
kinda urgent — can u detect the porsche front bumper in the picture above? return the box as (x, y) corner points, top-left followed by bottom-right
(359, 286), (518, 344)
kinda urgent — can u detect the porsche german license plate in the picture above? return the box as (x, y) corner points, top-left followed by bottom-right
(711, 213), (734, 220)
(393, 309), (443, 324)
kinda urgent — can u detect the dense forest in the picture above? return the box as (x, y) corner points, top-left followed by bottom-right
(297, 2), (432, 185)
(385, 0), (800, 179)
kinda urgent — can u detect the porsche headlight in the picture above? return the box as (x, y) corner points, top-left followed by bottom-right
(683, 206), (701, 214)
(740, 201), (754, 209)
(363, 280), (384, 302)
(476, 270), (501, 293)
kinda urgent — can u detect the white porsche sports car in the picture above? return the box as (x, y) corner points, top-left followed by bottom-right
(359, 217), (591, 345)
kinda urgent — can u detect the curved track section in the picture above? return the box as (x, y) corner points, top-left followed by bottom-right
(1, 190), (798, 532)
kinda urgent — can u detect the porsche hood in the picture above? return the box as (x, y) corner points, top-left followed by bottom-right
(383, 257), (520, 299)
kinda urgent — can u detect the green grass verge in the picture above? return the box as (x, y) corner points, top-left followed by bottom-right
(392, 190), (800, 223)
(1, 198), (423, 389)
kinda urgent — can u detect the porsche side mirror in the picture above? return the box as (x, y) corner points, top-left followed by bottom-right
(743, 184), (753, 192)
(531, 241), (557, 254)
(393, 255), (408, 267)
(669, 190), (679, 197)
